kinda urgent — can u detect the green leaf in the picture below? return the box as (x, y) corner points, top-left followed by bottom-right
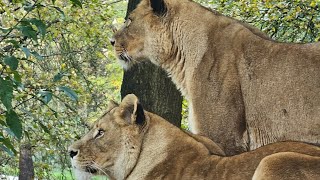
(17, 24), (37, 41)
(21, 46), (31, 58)
(29, 18), (46, 36)
(0, 78), (13, 110)
(58, 86), (78, 101)
(13, 71), (22, 83)
(39, 90), (52, 104)
(53, 72), (64, 82)
(0, 27), (12, 33)
(0, 142), (16, 156)
(53, 6), (65, 19)
(31, 51), (44, 60)
(0, 132), (17, 156)
(4, 56), (19, 70)
(23, 1), (34, 12)
(70, 0), (82, 8)
(5, 40), (19, 48)
(5, 110), (22, 140)
(39, 122), (50, 134)
(0, 119), (6, 126)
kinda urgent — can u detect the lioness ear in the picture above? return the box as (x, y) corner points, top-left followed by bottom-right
(107, 100), (119, 112)
(120, 94), (145, 126)
(149, 0), (167, 16)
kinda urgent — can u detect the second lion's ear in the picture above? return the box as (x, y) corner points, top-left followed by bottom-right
(149, 0), (167, 16)
(120, 94), (145, 126)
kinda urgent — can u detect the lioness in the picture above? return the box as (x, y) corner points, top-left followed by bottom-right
(111, 0), (320, 155)
(69, 94), (320, 180)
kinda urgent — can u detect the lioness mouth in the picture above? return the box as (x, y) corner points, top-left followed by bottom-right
(85, 166), (98, 174)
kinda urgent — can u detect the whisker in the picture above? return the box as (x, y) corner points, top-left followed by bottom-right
(92, 161), (109, 176)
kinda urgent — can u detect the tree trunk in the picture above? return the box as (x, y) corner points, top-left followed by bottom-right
(19, 143), (34, 180)
(121, 0), (182, 127)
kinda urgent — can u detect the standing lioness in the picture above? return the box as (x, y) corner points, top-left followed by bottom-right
(69, 94), (320, 180)
(111, 0), (320, 155)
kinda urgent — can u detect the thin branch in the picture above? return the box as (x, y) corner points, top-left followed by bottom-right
(0, 2), (36, 43)
(41, 50), (84, 58)
(52, 94), (77, 113)
(29, 93), (58, 115)
(103, 0), (124, 5)
(0, 96), (36, 115)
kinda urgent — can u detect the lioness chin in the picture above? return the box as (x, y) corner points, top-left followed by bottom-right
(111, 0), (320, 155)
(69, 94), (320, 180)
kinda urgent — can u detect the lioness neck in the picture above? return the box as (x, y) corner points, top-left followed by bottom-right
(157, 0), (268, 99)
(127, 112), (221, 179)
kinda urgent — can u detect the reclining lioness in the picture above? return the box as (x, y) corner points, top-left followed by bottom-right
(69, 94), (320, 180)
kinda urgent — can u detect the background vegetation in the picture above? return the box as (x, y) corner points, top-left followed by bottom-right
(1, 0), (319, 179)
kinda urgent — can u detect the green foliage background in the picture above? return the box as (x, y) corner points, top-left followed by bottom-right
(0, 0), (319, 179)
(1, 0), (126, 178)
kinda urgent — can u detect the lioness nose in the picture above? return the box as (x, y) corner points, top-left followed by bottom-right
(69, 150), (78, 158)
(110, 38), (115, 46)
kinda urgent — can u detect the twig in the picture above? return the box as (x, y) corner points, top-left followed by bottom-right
(0, 1), (39, 43)
(0, 96), (36, 115)
(52, 94), (77, 113)
(103, 0), (124, 5)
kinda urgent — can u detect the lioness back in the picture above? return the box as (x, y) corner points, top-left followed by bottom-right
(253, 152), (320, 180)
(112, 0), (320, 155)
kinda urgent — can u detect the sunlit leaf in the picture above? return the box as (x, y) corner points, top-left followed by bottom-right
(31, 51), (44, 60)
(21, 46), (31, 58)
(58, 86), (78, 101)
(5, 110), (22, 140)
(39, 90), (53, 104)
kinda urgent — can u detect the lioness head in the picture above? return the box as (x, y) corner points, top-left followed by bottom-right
(111, 0), (180, 69)
(68, 94), (148, 179)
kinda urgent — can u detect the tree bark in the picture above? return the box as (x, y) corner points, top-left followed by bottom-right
(19, 143), (34, 180)
(121, 0), (182, 127)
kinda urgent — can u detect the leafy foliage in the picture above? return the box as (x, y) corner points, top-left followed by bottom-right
(1, 0), (126, 178)
(196, 0), (320, 42)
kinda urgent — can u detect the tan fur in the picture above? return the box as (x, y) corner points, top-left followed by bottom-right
(112, 0), (320, 155)
(69, 94), (320, 180)
(253, 152), (320, 180)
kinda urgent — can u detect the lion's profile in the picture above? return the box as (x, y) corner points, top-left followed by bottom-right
(112, 0), (320, 155)
(69, 94), (320, 180)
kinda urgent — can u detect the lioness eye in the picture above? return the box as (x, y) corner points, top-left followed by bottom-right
(95, 129), (104, 139)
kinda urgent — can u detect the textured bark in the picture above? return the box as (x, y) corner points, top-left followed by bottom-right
(122, 0), (182, 127)
(19, 143), (34, 180)
(121, 0), (182, 126)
